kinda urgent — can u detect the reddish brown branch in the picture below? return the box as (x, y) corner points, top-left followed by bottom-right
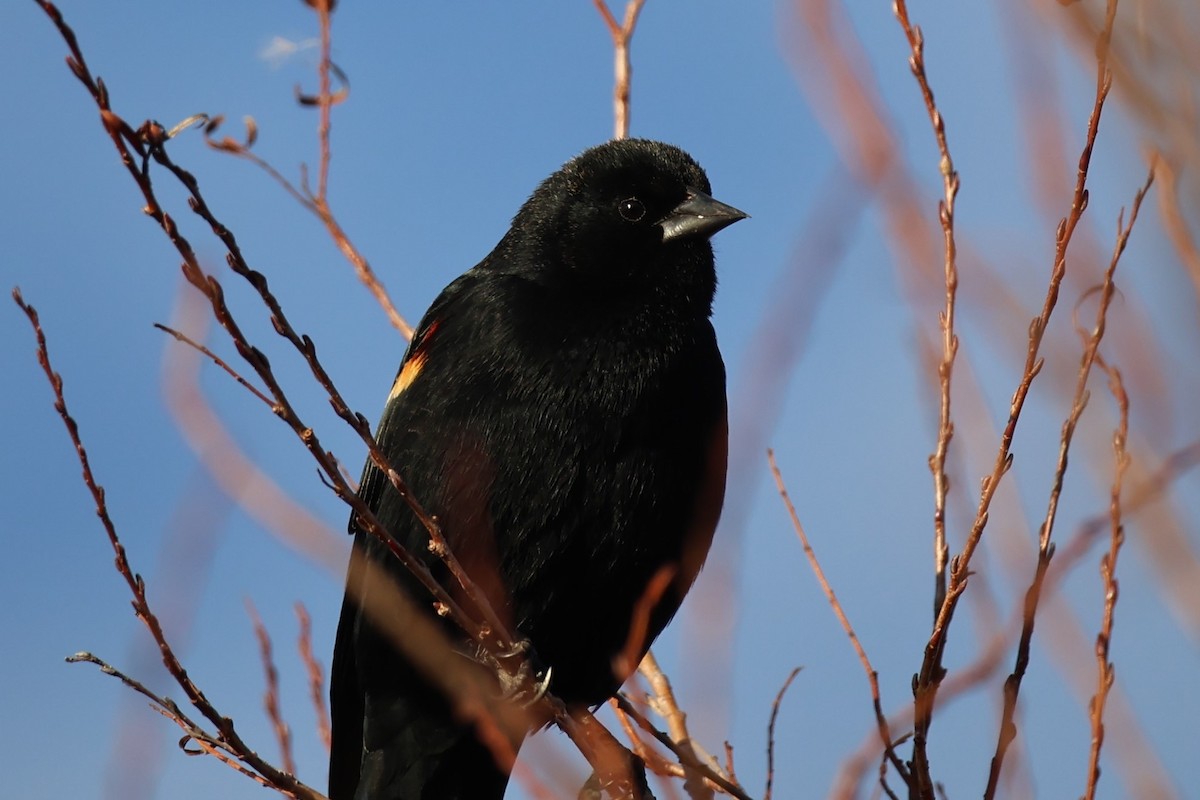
(909, 3), (1123, 794)
(983, 161), (1155, 799)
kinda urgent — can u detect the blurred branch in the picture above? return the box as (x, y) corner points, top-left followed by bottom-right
(295, 603), (332, 752)
(1154, 156), (1200, 309)
(593, 0), (646, 139)
(984, 159), (1155, 799)
(1082, 354), (1130, 800)
(246, 599), (297, 777)
(14, 286), (326, 799)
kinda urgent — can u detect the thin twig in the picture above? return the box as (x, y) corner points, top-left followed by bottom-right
(892, 0), (962, 631)
(295, 602), (332, 751)
(763, 668), (801, 800)
(154, 322), (273, 407)
(766, 450), (907, 783)
(1082, 354), (1129, 800)
(983, 161), (1155, 799)
(910, 3), (1122, 794)
(592, 0), (647, 139)
(14, 287), (326, 799)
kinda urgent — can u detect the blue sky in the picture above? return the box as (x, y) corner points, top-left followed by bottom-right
(3, 2), (1198, 798)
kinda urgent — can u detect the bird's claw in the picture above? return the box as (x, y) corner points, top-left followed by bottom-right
(463, 637), (554, 709)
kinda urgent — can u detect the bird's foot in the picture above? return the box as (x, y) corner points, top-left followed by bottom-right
(469, 637), (554, 709)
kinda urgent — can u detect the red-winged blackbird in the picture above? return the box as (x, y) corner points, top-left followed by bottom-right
(329, 138), (745, 799)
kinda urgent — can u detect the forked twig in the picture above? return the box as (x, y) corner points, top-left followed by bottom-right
(592, 0), (647, 139)
(155, 322), (273, 407)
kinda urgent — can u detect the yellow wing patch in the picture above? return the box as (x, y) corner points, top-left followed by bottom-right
(387, 319), (441, 401)
(388, 352), (427, 401)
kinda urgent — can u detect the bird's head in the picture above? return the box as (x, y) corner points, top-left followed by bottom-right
(498, 139), (746, 307)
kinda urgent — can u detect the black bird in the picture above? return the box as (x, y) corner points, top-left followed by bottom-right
(329, 138), (745, 799)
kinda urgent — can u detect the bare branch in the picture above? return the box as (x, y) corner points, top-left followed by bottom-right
(15, 286), (326, 799)
(984, 160), (1155, 799)
(766, 450), (907, 785)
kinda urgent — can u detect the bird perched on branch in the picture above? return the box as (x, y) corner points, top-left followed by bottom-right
(329, 138), (745, 800)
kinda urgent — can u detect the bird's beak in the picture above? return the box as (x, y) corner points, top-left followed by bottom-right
(658, 189), (748, 242)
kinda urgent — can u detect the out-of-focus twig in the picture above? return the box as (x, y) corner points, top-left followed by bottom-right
(592, 0), (646, 139)
(1154, 156), (1200, 310)
(983, 159), (1155, 799)
(245, 599), (297, 777)
(766, 450), (907, 787)
(1082, 354), (1129, 800)
(295, 602), (332, 752)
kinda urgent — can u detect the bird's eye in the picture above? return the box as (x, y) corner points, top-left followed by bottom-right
(618, 197), (646, 222)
